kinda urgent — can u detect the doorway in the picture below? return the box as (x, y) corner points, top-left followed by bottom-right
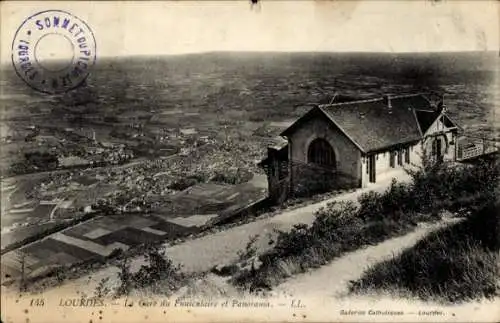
(432, 137), (444, 162)
(368, 154), (376, 183)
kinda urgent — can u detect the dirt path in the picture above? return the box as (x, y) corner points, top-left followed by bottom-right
(5, 171), (410, 297)
(274, 217), (463, 299)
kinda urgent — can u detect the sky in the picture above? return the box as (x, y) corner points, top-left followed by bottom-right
(1, 0), (499, 62)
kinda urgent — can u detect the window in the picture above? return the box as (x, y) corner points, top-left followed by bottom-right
(404, 148), (410, 164)
(389, 151), (395, 168)
(431, 139), (437, 157)
(308, 138), (336, 167)
(397, 150), (403, 166)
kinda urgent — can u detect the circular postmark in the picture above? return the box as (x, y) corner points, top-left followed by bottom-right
(11, 10), (97, 94)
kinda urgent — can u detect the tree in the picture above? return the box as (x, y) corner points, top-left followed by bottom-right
(133, 244), (182, 289)
(116, 258), (133, 296)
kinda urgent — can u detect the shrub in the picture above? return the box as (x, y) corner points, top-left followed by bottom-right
(311, 201), (363, 245)
(381, 180), (415, 214)
(265, 224), (315, 261)
(132, 244), (183, 290)
(237, 234), (260, 263)
(406, 157), (499, 214)
(114, 245), (184, 296)
(116, 258), (133, 296)
(357, 179), (416, 222)
(357, 191), (384, 222)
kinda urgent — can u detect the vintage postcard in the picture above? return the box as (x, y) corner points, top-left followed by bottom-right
(1, 0), (499, 322)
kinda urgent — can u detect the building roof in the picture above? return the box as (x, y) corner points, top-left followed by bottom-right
(258, 142), (289, 167)
(267, 136), (288, 151)
(281, 93), (452, 153)
(415, 109), (441, 134)
(441, 114), (460, 129)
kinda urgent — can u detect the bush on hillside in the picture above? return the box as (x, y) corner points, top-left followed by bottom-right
(262, 201), (358, 262)
(406, 156), (499, 214)
(357, 180), (416, 222)
(265, 223), (315, 260)
(310, 201), (364, 246)
(349, 201), (500, 303)
(115, 244), (184, 296)
(133, 244), (183, 290)
(237, 234), (260, 263)
(116, 258), (133, 296)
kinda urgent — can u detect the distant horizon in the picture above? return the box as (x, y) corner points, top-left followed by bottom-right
(99, 49), (500, 57)
(2, 1), (498, 63)
(2, 49), (498, 69)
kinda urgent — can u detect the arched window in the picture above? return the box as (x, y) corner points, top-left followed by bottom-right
(308, 138), (336, 167)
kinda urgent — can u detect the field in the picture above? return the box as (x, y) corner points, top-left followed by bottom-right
(1, 213), (199, 281)
(0, 176), (267, 282)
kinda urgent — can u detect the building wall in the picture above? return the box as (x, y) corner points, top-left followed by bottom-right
(361, 156), (368, 187)
(360, 142), (422, 187)
(426, 117), (446, 134)
(442, 131), (457, 161)
(423, 117), (457, 161)
(287, 114), (362, 194)
(410, 142), (424, 165)
(375, 151), (392, 174)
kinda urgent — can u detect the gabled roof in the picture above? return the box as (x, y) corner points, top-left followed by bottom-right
(416, 110), (460, 135)
(415, 109), (441, 134)
(441, 114), (460, 129)
(281, 93), (450, 153)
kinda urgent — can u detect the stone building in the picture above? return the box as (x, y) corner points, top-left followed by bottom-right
(259, 92), (461, 203)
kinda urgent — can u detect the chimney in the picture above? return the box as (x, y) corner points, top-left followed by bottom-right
(440, 93), (446, 113)
(383, 94), (392, 113)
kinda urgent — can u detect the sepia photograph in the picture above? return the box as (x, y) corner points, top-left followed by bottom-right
(1, 1), (499, 322)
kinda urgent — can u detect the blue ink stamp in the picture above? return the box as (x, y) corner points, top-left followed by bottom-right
(11, 10), (97, 94)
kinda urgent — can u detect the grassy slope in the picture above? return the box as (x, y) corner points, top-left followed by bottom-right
(349, 202), (500, 303)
